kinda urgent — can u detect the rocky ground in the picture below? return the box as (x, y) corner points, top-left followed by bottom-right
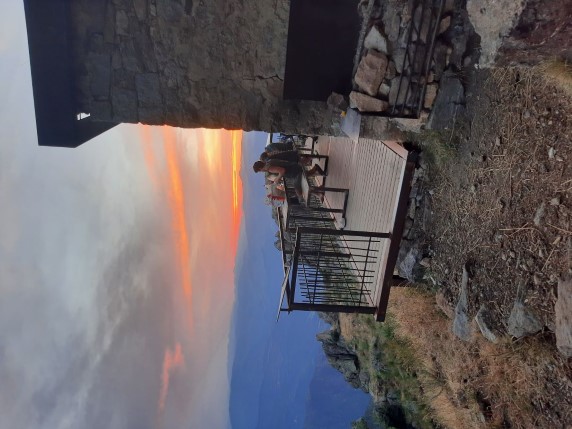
(413, 64), (572, 429)
(332, 50), (572, 429)
(318, 0), (572, 427)
(424, 67), (572, 344)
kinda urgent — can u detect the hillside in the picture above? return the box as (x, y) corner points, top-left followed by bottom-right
(325, 0), (572, 427)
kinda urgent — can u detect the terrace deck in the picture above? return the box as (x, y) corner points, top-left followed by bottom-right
(312, 136), (413, 320)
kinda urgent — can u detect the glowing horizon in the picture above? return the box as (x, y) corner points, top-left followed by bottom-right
(230, 130), (243, 253)
(162, 127), (193, 299)
(137, 126), (243, 426)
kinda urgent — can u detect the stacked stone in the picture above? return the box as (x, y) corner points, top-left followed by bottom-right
(69, 0), (337, 134)
(349, 0), (455, 116)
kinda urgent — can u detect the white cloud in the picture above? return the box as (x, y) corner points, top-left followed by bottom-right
(0, 122), (174, 429)
(1, 4), (237, 429)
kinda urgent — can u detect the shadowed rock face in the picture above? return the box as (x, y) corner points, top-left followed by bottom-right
(497, 0), (572, 65)
(69, 0), (337, 134)
(316, 328), (363, 390)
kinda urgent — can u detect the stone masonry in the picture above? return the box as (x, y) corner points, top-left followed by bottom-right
(69, 0), (337, 134)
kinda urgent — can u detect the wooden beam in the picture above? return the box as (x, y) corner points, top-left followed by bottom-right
(375, 156), (416, 321)
(289, 302), (377, 314)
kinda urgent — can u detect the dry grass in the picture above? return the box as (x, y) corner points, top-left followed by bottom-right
(430, 65), (572, 326)
(537, 59), (572, 97)
(341, 286), (572, 428)
(386, 288), (484, 428)
(340, 313), (437, 428)
(384, 288), (572, 429)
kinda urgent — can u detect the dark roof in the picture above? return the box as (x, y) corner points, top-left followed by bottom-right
(283, 0), (359, 101)
(23, 0), (118, 148)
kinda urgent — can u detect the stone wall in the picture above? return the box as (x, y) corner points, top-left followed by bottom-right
(70, 0), (336, 134)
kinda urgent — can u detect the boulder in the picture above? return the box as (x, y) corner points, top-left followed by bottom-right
(378, 82), (391, 98)
(427, 70), (435, 83)
(90, 100), (113, 122)
(111, 88), (138, 121)
(354, 50), (388, 96)
(349, 91), (389, 113)
(103, 6), (116, 44)
(359, 115), (405, 141)
(317, 328), (363, 390)
(412, 4), (432, 43)
(439, 16), (451, 34)
(382, 2), (402, 42)
(135, 72), (164, 123)
(120, 40), (143, 73)
(364, 26), (388, 54)
(385, 61), (397, 80)
(397, 243), (421, 282)
(475, 304), (499, 343)
(508, 293), (543, 338)
(508, 301), (542, 338)
(436, 291), (455, 319)
(327, 92), (349, 111)
(443, 0), (455, 14)
(555, 277), (572, 357)
(391, 111), (430, 134)
(427, 70), (465, 130)
(424, 83), (438, 109)
(388, 77), (411, 106)
(453, 265), (473, 341)
(132, 0), (147, 21)
(136, 72), (162, 106)
(88, 53), (112, 100)
(115, 9), (130, 36)
(410, 45), (429, 75)
(393, 48), (406, 74)
(156, 0), (186, 22)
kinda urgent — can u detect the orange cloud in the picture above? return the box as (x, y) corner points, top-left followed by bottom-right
(136, 126), (243, 425)
(162, 127), (192, 299)
(158, 343), (185, 412)
(230, 130), (243, 252)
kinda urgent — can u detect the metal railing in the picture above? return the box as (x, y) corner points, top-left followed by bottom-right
(362, 0), (445, 119)
(282, 175), (338, 227)
(276, 150), (418, 321)
(279, 225), (391, 315)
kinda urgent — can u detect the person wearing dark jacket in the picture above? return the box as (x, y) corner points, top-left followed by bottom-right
(252, 159), (325, 203)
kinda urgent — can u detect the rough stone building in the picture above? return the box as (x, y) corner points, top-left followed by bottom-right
(23, 0), (360, 147)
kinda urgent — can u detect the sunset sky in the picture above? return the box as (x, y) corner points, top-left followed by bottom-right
(0, 118), (243, 429)
(0, 2), (244, 426)
(133, 126), (243, 428)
